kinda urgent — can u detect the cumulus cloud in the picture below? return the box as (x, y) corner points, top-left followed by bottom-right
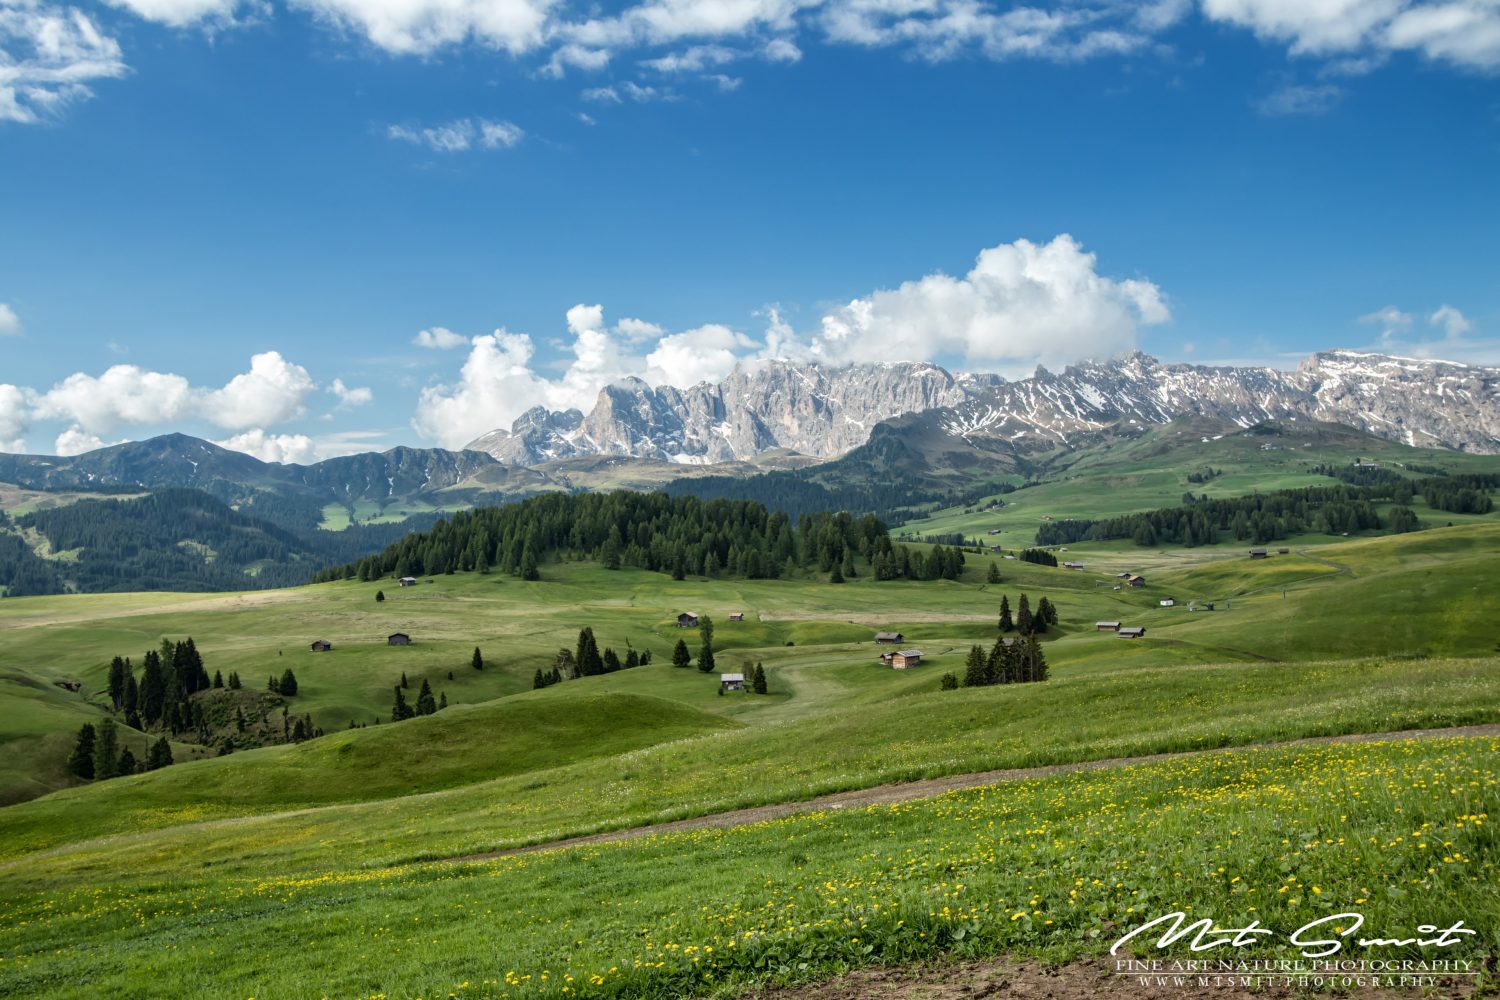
(1359, 304), (1416, 342)
(413, 330), (552, 449)
(808, 235), (1168, 369)
(34, 364), (194, 432)
(201, 351), (317, 430)
(645, 324), (755, 386)
(329, 378), (373, 408)
(1356, 302), (1494, 362)
(0, 303), (19, 335)
(102, 0), (244, 28)
(0, 384), (30, 452)
(53, 424), (107, 456)
(0, 1), (128, 124)
(213, 429), (321, 464)
(387, 117), (524, 152)
(413, 326), (470, 349)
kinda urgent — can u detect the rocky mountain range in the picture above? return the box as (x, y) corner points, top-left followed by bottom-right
(464, 350), (1500, 462)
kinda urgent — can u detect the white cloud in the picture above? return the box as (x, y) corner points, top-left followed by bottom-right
(808, 234), (1169, 369)
(1430, 304), (1473, 338)
(413, 326), (470, 349)
(413, 330), (552, 449)
(0, 303), (19, 335)
(577, 110), (597, 124)
(34, 364), (194, 432)
(543, 42), (612, 75)
(641, 42), (737, 71)
(616, 316), (665, 341)
(763, 35), (801, 59)
(213, 429), (321, 464)
(1255, 81), (1345, 115)
(1202, 0), (1500, 70)
(53, 424), (106, 456)
(645, 323), (755, 386)
(0, 384), (30, 452)
(287, 0), (554, 56)
(1359, 304), (1416, 342)
(202, 351), (317, 430)
(102, 0), (243, 28)
(582, 85), (622, 102)
(387, 117), (524, 153)
(329, 378), (374, 408)
(0, 1), (127, 124)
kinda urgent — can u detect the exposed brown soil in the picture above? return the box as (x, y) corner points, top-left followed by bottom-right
(739, 954), (1486, 1000)
(443, 723), (1500, 864)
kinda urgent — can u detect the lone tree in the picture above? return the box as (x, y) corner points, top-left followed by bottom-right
(752, 662), (767, 694)
(67, 723), (96, 780)
(93, 718), (120, 780)
(998, 595), (1013, 632)
(939, 672), (959, 690)
(375, 590), (385, 603)
(472, 647), (484, 671)
(697, 614), (716, 674)
(986, 562), (1002, 584)
(671, 638), (691, 668)
(278, 668), (299, 697)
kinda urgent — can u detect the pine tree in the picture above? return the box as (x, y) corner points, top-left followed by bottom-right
(439, 692), (448, 709)
(392, 686), (415, 721)
(107, 656), (127, 709)
(234, 706), (246, 732)
(145, 737), (173, 771)
(986, 561), (1001, 584)
(1026, 634), (1049, 682)
(139, 650), (166, 727)
(93, 718), (120, 780)
(697, 614), (715, 674)
(939, 672), (959, 690)
(123, 672), (139, 715)
(117, 747), (137, 774)
(278, 668), (299, 697)
(640, 650), (652, 666)
(672, 638), (691, 668)
(752, 662), (767, 694)
(67, 723), (96, 779)
(998, 595), (1013, 632)
(962, 645), (989, 687)
(291, 718), (308, 742)
(602, 648), (622, 672)
(227, 671), (241, 690)
(212, 670), (224, 689)
(1016, 594), (1033, 635)
(416, 679), (437, 716)
(375, 590), (385, 602)
(520, 543), (540, 581)
(400, 671), (409, 689)
(1034, 596), (1055, 633)
(841, 549), (857, 579)
(624, 648), (640, 669)
(829, 563), (844, 584)
(533, 668), (546, 689)
(576, 628), (604, 676)
(472, 647), (484, 671)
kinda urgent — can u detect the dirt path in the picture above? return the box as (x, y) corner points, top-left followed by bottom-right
(443, 722), (1500, 865)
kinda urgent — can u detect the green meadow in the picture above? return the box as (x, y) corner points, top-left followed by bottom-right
(0, 516), (1498, 997)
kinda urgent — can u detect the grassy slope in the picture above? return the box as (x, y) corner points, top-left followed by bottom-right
(900, 418), (1500, 549)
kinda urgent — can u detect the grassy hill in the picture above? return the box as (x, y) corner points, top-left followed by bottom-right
(1, 518), (1498, 998)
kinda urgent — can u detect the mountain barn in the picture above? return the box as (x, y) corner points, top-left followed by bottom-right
(387, 633), (412, 646)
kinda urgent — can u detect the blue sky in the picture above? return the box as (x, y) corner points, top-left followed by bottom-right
(1, 0), (1497, 460)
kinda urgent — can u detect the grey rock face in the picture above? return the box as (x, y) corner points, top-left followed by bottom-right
(462, 350), (1500, 463)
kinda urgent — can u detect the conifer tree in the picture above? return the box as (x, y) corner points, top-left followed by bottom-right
(227, 671), (241, 690)
(1026, 634), (1049, 682)
(752, 662), (767, 694)
(963, 645), (988, 687)
(533, 668), (546, 689)
(375, 590), (385, 602)
(624, 648), (640, 669)
(520, 543), (540, 581)
(392, 686), (415, 721)
(829, 563), (844, 584)
(472, 647), (484, 671)
(400, 672), (409, 688)
(602, 647), (622, 672)
(639, 650), (652, 666)
(117, 747), (137, 774)
(234, 706), (246, 732)
(93, 718), (120, 780)
(998, 595), (1013, 632)
(672, 638), (691, 668)
(1040, 596), (1058, 626)
(139, 650), (166, 726)
(415, 679), (437, 716)
(1016, 594), (1033, 635)
(107, 656), (128, 709)
(841, 549), (857, 579)
(291, 718), (308, 742)
(145, 737), (173, 770)
(278, 668), (299, 697)
(213, 670), (223, 689)
(67, 723), (96, 779)
(576, 628), (604, 676)
(697, 614), (715, 673)
(439, 692), (448, 709)
(123, 672), (139, 714)
(939, 672), (958, 690)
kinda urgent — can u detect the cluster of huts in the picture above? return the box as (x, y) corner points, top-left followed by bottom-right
(307, 632), (412, 652)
